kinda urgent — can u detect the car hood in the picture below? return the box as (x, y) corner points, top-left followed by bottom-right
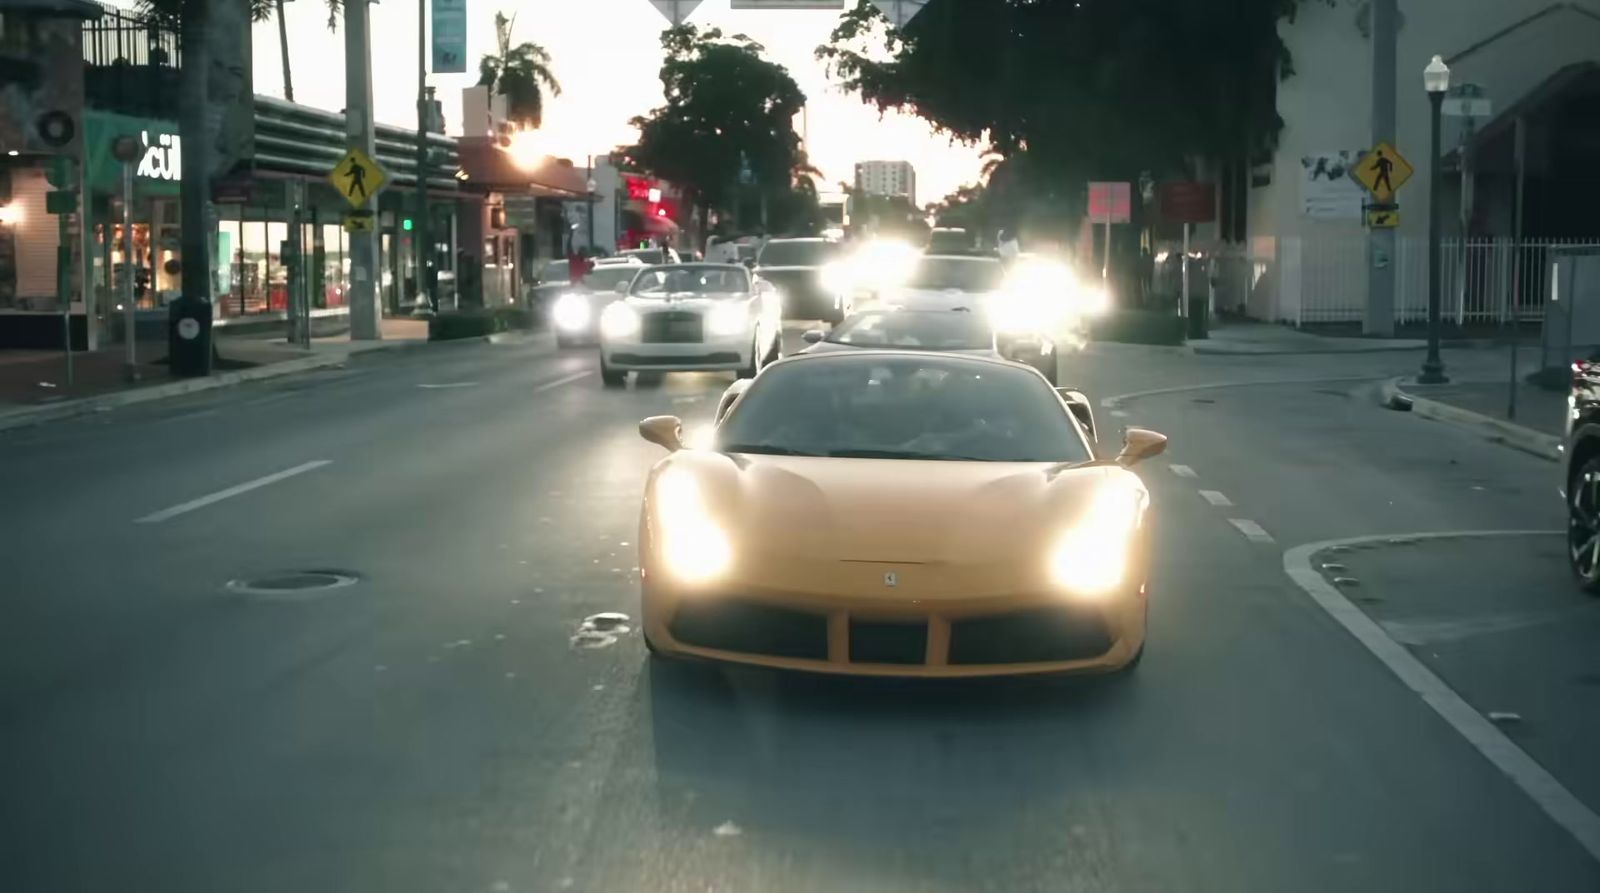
(647, 451), (1142, 598)
(625, 293), (747, 311)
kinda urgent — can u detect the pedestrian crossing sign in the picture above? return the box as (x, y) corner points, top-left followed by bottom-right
(328, 147), (388, 210)
(1353, 141), (1413, 202)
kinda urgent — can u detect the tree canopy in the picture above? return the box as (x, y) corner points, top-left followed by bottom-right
(818, 0), (1325, 196)
(618, 25), (815, 237)
(478, 11), (562, 130)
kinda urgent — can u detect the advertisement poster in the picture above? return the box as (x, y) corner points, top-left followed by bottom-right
(432, 0), (468, 74)
(1300, 150), (1366, 220)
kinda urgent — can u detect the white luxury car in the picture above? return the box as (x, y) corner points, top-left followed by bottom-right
(597, 263), (783, 388)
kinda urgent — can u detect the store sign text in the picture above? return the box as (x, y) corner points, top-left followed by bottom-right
(137, 130), (181, 181)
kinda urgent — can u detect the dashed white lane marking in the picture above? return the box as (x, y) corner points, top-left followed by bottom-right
(1283, 531), (1600, 864)
(1199, 490), (1234, 507)
(417, 382), (478, 389)
(1169, 464), (1197, 479)
(1109, 409), (1129, 418)
(535, 371), (592, 391)
(135, 460), (332, 524)
(1228, 519), (1275, 544)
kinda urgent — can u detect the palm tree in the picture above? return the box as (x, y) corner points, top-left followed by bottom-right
(477, 11), (561, 130)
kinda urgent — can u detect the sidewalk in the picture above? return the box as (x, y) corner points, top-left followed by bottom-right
(0, 317), (429, 432)
(1386, 375), (1566, 461)
(1193, 321), (1428, 355)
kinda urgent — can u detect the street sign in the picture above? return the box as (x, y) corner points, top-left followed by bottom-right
(1443, 97), (1493, 118)
(1158, 181), (1216, 225)
(1352, 141), (1413, 203)
(328, 147), (387, 210)
(1365, 206), (1400, 229)
(343, 210), (375, 233)
(1087, 182), (1132, 224)
(648, 0), (703, 24)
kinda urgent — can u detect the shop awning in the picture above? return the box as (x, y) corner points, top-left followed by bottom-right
(456, 138), (594, 199)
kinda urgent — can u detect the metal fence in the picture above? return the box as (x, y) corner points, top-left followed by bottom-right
(82, 3), (179, 68)
(1279, 236), (1600, 327)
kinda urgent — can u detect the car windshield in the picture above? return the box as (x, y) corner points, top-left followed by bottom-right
(580, 266), (639, 291)
(717, 355), (1084, 462)
(907, 257), (1005, 292)
(758, 240), (836, 266)
(826, 311), (993, 350)
(631, 265), (749, 296)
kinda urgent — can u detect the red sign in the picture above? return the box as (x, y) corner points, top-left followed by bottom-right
(1087, 182), (1132, 224)
(1159, 181), (1217, 224)
(625, 175), (655, 201)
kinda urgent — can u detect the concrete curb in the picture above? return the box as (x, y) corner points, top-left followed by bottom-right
(1189, 337), (1494, 357)
(0, 340), (419, 433)
(1383, 377), (1562, 462)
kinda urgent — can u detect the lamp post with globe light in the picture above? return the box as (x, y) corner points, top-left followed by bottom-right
(1419, 54), (1451, 384)
(586, 158), (598, 255)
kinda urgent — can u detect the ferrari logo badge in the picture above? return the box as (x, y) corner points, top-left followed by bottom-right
(883, 572), (898, 588)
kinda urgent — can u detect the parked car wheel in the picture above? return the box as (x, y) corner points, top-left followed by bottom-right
(1569, 455), (1600, 592)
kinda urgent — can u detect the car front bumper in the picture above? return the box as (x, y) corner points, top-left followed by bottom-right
(601, 333), (754, 372)
(642, 578), (1147, 678)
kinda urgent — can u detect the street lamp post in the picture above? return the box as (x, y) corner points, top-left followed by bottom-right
(1419, 54), (1451, 384)
(586, 159), (598, 255)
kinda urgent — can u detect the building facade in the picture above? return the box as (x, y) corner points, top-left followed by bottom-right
(854, 160), (916, 206)
(1239, 0), (1600, 327)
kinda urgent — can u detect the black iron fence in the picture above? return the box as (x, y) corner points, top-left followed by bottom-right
(82, 2), (181, 118)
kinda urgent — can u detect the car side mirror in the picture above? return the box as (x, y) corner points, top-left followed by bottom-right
(1116, 427), (1168, 467)
(614, 281), (629, 295)
(1055, 388), (1096, 441)
(639, 415), (685, 452)
(802, 329), (825, 344)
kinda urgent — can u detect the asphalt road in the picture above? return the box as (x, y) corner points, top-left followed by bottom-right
(3, 331), (1598, 892)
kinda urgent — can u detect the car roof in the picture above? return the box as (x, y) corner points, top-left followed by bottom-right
(768, 347), (1017, 372)
(636, 262), (745, 272)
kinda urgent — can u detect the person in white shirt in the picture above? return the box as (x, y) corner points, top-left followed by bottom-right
(996, 228), (1021, 263)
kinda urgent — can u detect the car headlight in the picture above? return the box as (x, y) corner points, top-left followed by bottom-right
(820, 261), (851, 294)
(988, 293), (1065, 335)
(552, 294), (590, 331)
(1049, 486), (1143, 596)
(1071, 283), (1111, 317)
(707, 302), (748, 337)
(654, 469), (732, 583)
(599, 302), (640, 339)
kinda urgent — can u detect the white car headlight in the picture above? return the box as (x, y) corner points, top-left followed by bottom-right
(552, 294), (590, 331)
(1071, 283), (1112, 317)
(654, 469), (732, 583)
(1049, 486), (1143, 596)
(599, 302), (640, 339)
(988, 293), (1065, 335)
(707, 303), (748, 337)
(820, 261), (851, 295)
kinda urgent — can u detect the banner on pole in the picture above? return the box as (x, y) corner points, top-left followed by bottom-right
(432, 0), (468, 73)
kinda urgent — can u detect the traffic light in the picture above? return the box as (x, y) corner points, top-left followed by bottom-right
(402, 217), (414, 231)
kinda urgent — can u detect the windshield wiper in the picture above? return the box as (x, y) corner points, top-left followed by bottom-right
(720, 443), (822, 457)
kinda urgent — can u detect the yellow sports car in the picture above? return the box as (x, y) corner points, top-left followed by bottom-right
(634, 351), (1167, 677)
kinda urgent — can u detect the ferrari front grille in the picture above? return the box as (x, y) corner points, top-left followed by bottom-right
(947, 605), (1112, 665)
(848, 619), (928, 665)
(669, 599), (829, 660)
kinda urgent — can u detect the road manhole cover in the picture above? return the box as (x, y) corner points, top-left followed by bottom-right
(226, 570), (361, 599)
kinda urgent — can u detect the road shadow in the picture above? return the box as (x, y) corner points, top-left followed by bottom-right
(645, 658), (1140, 887)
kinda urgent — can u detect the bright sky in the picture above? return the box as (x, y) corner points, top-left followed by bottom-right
(179, 0), (986, 204)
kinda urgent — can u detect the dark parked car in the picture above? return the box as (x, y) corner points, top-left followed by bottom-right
(1566, 355), (1600, 588)
(754, 237), (847, 322)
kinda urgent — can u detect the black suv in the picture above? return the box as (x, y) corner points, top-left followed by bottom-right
(753, 237), (845, 322)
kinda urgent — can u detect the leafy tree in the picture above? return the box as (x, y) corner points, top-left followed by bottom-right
(818, 0), (1326, 220)
(478, 12), (562, 130)
(618, 25), (814, 245)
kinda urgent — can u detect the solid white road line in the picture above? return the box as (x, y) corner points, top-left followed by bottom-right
(1228, 518), (1276, 544)
(1169, 464), (1197, 479)
(1283, 530), (1600, 863)
(135, 460), (332, 524)
(534, 371), (592, 392)
(1199, 490), (1234, 507)
(417, 382), (479, 389)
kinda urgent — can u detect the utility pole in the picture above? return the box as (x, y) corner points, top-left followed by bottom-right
(345, 0), (381, 339)
(1364, 0), (1397, 336)
(175, 0), (215, 375)
(415, 0), (433, 313)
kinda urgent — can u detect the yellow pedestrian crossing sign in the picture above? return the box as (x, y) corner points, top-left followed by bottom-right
(1365, 206), (1400, 229)
(1353, 142), (1413, 202)
(328, 147), (387, 210)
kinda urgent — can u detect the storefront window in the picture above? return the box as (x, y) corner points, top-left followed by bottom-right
(238, 218), (267, 316)
(216, 217), (240, 308)
(321, 223), (345, 308)
(266, 221), (287, 312)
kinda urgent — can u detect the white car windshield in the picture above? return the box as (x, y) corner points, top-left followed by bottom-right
(827, 311), (994, 350)
(717, 355), (1085, 463)
(631, 265), (750, 296)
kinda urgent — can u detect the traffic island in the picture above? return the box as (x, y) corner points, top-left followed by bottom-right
(1384, 377), (1563, 461)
